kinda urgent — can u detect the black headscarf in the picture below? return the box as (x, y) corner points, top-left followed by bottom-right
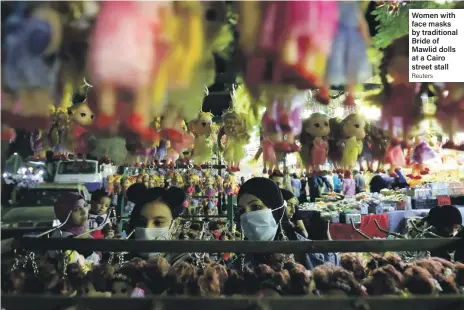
(238, 177), (285, 223)
(280, 188), (295, 201)
(369, 175), (390, 193)
(129, 187), (186, 230)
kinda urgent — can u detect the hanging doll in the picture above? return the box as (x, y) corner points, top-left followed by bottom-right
(435, 83), (464, 150)
(2, 3), (62, 131)
(371, 35), (429, 177)
(165, 121), (194, 169)
(204, 176), (217, 198)
(327, 117), (344, 171)
(188, 112), (215, 169)
(324, 1), (371, 106)
(409, 136), (436, 179)
(339, 114), (366, 172)
(155, 139), (167, 167)
(88, 2), (169, 140)
(363, 123), (388, 173)
(299, 113), (330, 176)
(172, 172), (185, 189)
(260, 88), (304, 153)
(223, 175), (237, 196)
(49, 107), (70, 156)
(30, 130), (50, 161)
(218, 111), (250, 172)
(66, 94), (95, 160)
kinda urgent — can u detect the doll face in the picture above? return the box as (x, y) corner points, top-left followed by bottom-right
(305, 113), (330, 137)
(189, 113), (213, 136)
(71, 199), (88, 227)
(343, 115), (366, 140)
(106, 229), (115, 239)
(70, 102), (95, 126)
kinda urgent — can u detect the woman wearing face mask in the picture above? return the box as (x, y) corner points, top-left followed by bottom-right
(129, 187), (187, 265)
(236, 178), (339, 270)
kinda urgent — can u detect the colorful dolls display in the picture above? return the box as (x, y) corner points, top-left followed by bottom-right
(339, 114), (366, 172)
(324, 2), (371, 106)
(299, 113), (330, 176)
(2, 4), (63, 131)
(219, 111), (250, 172)
(223, 174), (237, 196)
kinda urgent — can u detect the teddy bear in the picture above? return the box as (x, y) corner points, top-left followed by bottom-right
(299, 112), (330, 176)
(188, 112), (214, 169)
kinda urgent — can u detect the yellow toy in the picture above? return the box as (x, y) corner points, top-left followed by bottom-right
(223, 174), (237, 196)
(172, 172), (185, 189)
(106, 175), (115, 194)
(219, 111), (250, 172)
(340, 114), (366, 172)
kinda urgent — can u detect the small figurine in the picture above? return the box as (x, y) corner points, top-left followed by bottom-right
(299, 113), (330, 176)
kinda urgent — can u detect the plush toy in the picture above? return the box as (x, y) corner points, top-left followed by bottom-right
(363, 123), (388, 173)
(339, 114), (366, 172)
(66, 95), (95, 160)
(2, 4), (62, 131)
(189, 112), (214, 169)
(218, 111), (250, 172)
(299, 113), (330, 176)
(223, 174), (237, 196)
(88, 1), (166, 140)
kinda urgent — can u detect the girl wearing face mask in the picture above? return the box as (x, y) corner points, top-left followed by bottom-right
(129, 187), (187, 265)
(236, 178), (339, 270)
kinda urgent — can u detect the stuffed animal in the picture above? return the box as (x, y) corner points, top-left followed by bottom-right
(66, 95), (95, 160)
(299, 113), (330, 176)
(340, 114), (366, 172)
(188, 112), (214, 169)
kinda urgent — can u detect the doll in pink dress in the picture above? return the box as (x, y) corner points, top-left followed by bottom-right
(89, 2), (168, 141)
(300, 113), (330, 176)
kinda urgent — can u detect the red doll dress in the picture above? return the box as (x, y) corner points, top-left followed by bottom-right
(384, 144), (406, 168)
(381, 83), (420, 134)
(311, 137), (328, 167)
(72, 125), (90, 155)
(89, 2), (166, 89)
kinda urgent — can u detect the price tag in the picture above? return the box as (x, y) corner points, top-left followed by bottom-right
(437, 195), (451, 206)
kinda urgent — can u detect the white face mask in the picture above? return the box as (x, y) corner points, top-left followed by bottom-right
(240, 201), (286, 241)
(135, 226), (172, 258)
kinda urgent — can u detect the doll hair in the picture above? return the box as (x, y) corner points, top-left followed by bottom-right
(89, 263), (114, 293)
(340, 253), (367, 282)
(403, 265), (436, 295)
(288, 265), (311, 295)
(165, 262), (198, 296)
(224, 270), (246, 295)
(143, 257), (171, 295)
(66, 263), (88, 295)
(38, 263), (71, 296)
(208, 263), (229, 291)
(454, 262), (464, 288)
(413, 259), (459, 294)
(312, 265), (363, 297)
(197, 266), (221, 297)
(363, 265), (404, 296)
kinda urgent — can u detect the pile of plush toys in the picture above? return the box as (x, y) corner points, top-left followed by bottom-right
(2, 1), (464, 181)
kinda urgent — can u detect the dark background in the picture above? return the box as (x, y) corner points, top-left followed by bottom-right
(2, 1), (380, 158)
